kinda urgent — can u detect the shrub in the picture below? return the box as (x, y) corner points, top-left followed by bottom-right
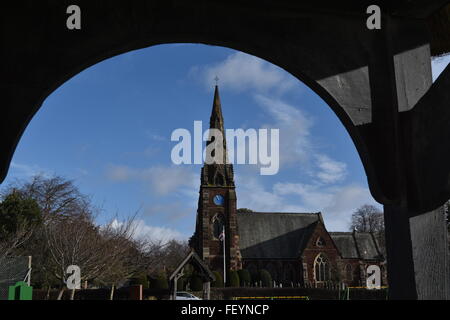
(149, 273), (168, 289)
(259, 269), (273, 288)
(129, 272), (149, 289)
(249, 269), (259, 285)
(229, 270), (240, 287)
(238, 269), (251, 287)
(189, 275), (203, 291)
(212, 271), (224, 288)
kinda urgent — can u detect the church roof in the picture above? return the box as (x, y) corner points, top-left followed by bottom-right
(329, 232), (359, 258)
(237, 212), (320, 259)
(329, 232), (383, 260)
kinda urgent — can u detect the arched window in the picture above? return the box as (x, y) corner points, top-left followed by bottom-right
(314, 254), (330, 282)
(212, 214), (225, 239)
(345, 264), (353, 281)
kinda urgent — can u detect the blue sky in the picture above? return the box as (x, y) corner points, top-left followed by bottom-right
(3, 44), (449, 242)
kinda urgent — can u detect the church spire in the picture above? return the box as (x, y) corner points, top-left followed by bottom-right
(209, 85), (225, 134)
(201, 85), (234, 187)
(207, 85), (228, 165)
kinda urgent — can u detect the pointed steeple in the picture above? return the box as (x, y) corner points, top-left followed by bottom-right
(206, 85), (228, 165)
(209, 85), (225, 133)
(201, 85), (234, 187)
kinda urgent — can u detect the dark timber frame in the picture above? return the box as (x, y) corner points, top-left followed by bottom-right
(1, 0), (449, 299)
(169, 250), (215, 300)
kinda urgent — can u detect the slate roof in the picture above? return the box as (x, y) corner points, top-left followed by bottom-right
(329, 232), (359, 258)
(329, 232), (383, 260)
(237, 212), (320, 259)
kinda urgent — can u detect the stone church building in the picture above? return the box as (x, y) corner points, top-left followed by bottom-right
(189, 86), (386, 287)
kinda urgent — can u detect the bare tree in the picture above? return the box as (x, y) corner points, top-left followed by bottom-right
(350, 204), (384, 233)
(93, 217), (157, 300)
(2, 175), (91, 220)
(0, 221), (35, 296)
(0, 221), (34, 268)
(1, 175), (100, 293)
(44, 213), (143, 300)
(350, 204), (385, 255)
(1, 175), (189, 299)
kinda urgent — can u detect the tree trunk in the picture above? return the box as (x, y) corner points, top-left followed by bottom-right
(57, 288), (65, 300)
(46, 286), (51, 300)
(70, 288), (76, 300)
(110, 284), (115, 300)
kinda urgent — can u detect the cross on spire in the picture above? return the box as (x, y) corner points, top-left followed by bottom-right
(214, 76), (219, 86)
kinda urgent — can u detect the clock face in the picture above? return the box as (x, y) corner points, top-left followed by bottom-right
(213, 194), (224, 206)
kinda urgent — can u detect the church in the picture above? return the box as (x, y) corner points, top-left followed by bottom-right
(189, 86), (386, 287)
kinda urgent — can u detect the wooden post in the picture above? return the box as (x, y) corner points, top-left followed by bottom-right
(172, 277), (177, 300)
(203, 281), (210, 300)
(384, 205), (450, 299)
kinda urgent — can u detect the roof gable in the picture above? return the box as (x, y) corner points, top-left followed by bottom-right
(302, 221), (343, 255)
(169, 250), (215, 282)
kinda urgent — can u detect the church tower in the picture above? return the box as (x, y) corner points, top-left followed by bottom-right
(190, 85), (242, 278)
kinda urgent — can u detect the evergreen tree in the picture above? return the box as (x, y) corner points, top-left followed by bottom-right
(238, 269), (251, 287)
(228, 270), (240, 287)
(149, 273), (168, 289)
(0, 190), (41, 239)
(259, 269), (273, 287)
(211, 271), (224, 287)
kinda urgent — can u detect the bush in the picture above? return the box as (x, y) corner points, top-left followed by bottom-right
(129, 272), (149, 289)
(149, 273), (168, 289)
(259, 269), (273, 288)
(238, 269), (251, 287)
(189, 275), (203, 291)
(212, 271), (224, 288)
(249, 269), (259, 285)
(229, 270), (240, 287)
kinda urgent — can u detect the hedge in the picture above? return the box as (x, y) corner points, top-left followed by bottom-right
(228, 270), (240, 287)
(212, 271), (224, 287)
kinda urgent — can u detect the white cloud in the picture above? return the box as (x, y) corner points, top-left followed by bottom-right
(236, 174), (379, 231)
(141, 166), (197, 195)
(315, 154), (347, 184)
(235, 175), (286, 212)
(320, 184), (380, 231)
(106, 164), (198, 196)
(254, 94), (313, 167)
(9, 162), (52, 178)
(132, 219), (186, 243)
(191, 51), (297, 94)
(144, 202), (194, 223)
(105, 164), (135, 181)
(254, 94), (349, 185)
(110, 218), (186, 243)
(431, 55), (450, 82)
(144, 129), (166, 142)
(191, 51), (349, 184)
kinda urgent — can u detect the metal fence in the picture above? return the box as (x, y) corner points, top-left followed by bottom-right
(0, 256), (31, 300)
